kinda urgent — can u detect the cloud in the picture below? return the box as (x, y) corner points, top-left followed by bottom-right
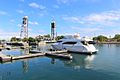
(0, 29), (20, 39)
(17, 24), (22, 27)
(84, 10), (120, 22)
(10, 19), (15, 23)
(0, 11), (7, 15)
(29, 21), (39, 25)
(82, 10), (120, 26)
(63, 16), (84, 24)
(53, 5), (60, 9)
(63, 10), (120, 27)
(19, 0), (24, 2)
(57, 0), (69, 4)
(29, 2), (46, 9)
(71, 26), (101, 32)
(39, 29), (45, 33)
(17, 10), (24, 14)
(57, 0), (78, 4)
(38, 13), (44, 17)
(38, 10), (48, 17)
(85, 0), (101, 3)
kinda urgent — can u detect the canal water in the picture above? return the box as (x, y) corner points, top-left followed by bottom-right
(0, 44), (120, 80)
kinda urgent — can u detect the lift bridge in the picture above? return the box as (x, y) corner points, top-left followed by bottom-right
(20, 16), (29, 48)
(20, 16), (28, 40)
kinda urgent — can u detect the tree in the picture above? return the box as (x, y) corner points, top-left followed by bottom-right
(113, 34), (120, 41)
(93, 35), (108, 42)
(28, 37), (36, 42)
(22, 37), (28, 42)
(44, 34), (50, 38)
(11, 37), (17, 42)
(55, 35), (64, 41)
(35, 35), (43, 42)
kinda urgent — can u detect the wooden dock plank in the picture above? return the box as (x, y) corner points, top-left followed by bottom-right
(0, 53), (12, 62)
(45, 53), (72, 60)
(12, 53), (45, 60)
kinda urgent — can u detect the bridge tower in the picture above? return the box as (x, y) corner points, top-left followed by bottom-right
(51, 21), (56, 40)
(20, 16), (28, 39)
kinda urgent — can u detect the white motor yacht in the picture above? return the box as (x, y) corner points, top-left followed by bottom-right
(51, 35), (98, 54)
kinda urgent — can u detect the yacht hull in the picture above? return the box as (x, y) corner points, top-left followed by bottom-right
(52, 44), (98, 54)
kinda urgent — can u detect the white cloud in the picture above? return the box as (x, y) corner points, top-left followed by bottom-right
(17, 24), (22, 27)
(29, 21), (39, 25)
(29, 2), (46, 9)
(29, 2), (39, 8)
(63, 16), (84, 24)
(0, 11), (7, 15)
(28, 28), (32, 31)
(39, 29), (45, 33)
(19, 0), (24, 2)
(82, 10), (120, 27)
(71, 26), (101, 32)
(53, 5), (60, 8)
(0, 29), (20, 39)
(17, 10), (24, 14)
(63, 10), (120, 27)
(10, 19), (15, 23)
(84, 10), (120, 22)
(38, 13), (44, 17)
(57, 0), (73, 4)
(85, 0), (101, 3)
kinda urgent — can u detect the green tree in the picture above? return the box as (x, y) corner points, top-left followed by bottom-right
(113, 34), (120, 41)
(28, 37), (36, 42)
(93, 35), (108, 42)
(44, 34), (50, 38)
(11, 37), (17, 42)
(55, 35), (64, 41)
(22, 37), (28, 42)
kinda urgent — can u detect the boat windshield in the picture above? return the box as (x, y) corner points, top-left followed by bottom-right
(63, 42), (77, 44)
(81, 41), (88, 45)
(57, 41), (63, 43)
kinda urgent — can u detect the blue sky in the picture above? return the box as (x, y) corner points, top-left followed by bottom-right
(0, 0), (120, 39)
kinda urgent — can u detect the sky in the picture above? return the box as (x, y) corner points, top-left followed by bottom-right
(0, 0), (120, 39)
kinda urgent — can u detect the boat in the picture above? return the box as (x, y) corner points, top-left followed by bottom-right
(51, 35), (98, 54)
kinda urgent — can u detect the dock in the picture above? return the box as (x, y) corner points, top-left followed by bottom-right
(0, 50), (72, 63)
(0, 53), (12, 62)
(45, 50), (72, 60)
(12, 53), (45, 60)
(29, 50), (42, 53)
(0, 53), (45, 63)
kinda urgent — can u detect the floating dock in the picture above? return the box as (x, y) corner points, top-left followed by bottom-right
(0, 53), (45, 63)
(45, 50), (72, 60)
(0, 50), (72, 63)
(0, 53), (12, 62)
(12, 53), (45, 60)
(29, 50), (42, 53)
(45, 53), (72, 60)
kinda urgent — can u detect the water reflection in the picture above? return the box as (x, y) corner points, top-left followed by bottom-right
(51, 58), (56, 64)
(22, 60), (28, 73)
(63, 53), (96, 70)
(20, 49), (29, 73)
(20, 48), (29, 55)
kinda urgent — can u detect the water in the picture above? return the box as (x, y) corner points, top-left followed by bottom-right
(0, 44), (120, 80)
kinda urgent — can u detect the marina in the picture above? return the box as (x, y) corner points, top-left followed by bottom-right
(0, 48), (72, 63)
(0, 44), (120, 80)
(0, 0), (120, 80)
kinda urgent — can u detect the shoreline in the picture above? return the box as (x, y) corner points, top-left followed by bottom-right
(97, 42), (120, 44)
